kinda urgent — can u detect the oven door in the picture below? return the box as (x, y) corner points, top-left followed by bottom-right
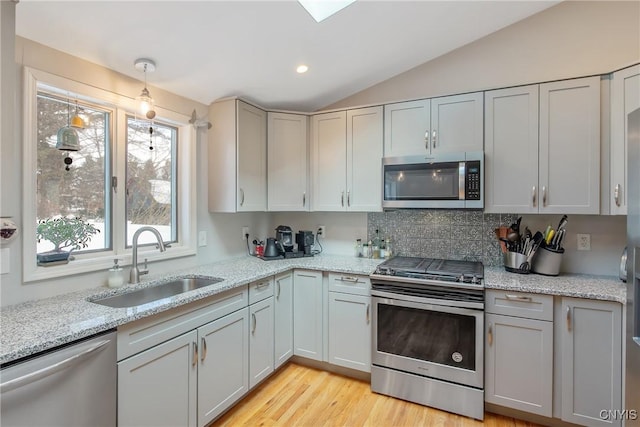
(372, 292), (483, 389)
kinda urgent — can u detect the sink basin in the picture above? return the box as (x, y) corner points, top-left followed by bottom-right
(91, 276), (223, 308)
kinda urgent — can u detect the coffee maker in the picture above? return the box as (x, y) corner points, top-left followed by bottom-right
(275, 226), (294, 252)
(296, 231), (314, 256)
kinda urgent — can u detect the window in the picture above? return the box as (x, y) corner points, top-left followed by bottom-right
(126, 117), (178, 247)
(36, 91), (111, 254)
(23, 67), (197, 282)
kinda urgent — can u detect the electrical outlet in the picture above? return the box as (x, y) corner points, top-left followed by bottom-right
(242, 226), (250, 240)
(317, 225), (326, 236)
(577, 233), (591, 251)
(198, 231), (207, 247)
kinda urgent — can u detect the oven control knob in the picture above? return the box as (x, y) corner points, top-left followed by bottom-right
(459, 274), (465, 283)
(471, 275), (479, 284)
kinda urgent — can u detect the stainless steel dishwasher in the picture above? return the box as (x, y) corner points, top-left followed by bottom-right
(1, 330), (116, 427)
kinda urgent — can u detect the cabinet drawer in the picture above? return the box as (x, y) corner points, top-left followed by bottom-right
(117, 286), (248, 361)
(249, 277), (274, 305)
(485, 290), (553, 321)
(328, 273), (370, 296)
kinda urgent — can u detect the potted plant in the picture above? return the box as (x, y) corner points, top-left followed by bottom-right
(36, 216), (100, 265)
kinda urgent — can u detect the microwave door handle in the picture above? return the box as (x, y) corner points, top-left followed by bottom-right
(458, 162), (465, 200)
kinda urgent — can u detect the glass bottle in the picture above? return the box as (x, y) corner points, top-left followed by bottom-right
(107, 258), (125, 288)
(354, 239), (363, 257)
(385, 237), (393, 258)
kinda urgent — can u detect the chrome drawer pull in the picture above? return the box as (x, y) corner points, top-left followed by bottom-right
(366, 304), (370, 324)
(566, 306), (572, 332)
(532, 186), (537, 208)
(488, 323), (493, 347)
(252, 313), (257, 334)
(614, 184), (621, 207)
(192, 341), (198, 367)
(340, 276), (359, 283)
(505, 294), (532, 302)
(201, 337), (207, 362)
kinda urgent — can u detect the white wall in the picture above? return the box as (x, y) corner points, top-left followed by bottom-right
(325, 1), (640, 109)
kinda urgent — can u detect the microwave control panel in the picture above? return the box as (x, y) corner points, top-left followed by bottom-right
(465, 161), (481, 200)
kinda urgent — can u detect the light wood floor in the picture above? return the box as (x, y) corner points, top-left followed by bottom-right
(213, 362), (544, 427)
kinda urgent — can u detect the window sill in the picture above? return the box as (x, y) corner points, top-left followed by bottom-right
(23, 245), (197, 284)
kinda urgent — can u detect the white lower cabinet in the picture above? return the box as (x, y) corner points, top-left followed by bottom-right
(197, 308), (249, 426)
(293, 269), (323, 360)
(484, 290), (553, 417)
(118, 331), (198, 427)
(249, 296), (275, 388)
(328, 292), (371, 372)
(274, 272), (294, 368)
(560, 298), (622, 427)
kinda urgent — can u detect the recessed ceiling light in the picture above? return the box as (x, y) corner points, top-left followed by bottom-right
(296, 65), (309, 74)
(298, 0), (356, 23)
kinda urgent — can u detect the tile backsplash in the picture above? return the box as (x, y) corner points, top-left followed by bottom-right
(367, 210), (517, 266)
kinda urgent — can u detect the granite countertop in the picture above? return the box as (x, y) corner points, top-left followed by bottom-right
(0, 255), (627, 365)
(485, 266), (627, 304)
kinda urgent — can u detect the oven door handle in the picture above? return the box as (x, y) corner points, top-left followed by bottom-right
(372, 294), (483, 317)
(371, 288), (484, 310)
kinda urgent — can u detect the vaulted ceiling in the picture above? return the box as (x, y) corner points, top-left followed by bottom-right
(16, 1), (559, 111)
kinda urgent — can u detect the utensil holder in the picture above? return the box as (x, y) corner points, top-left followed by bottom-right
(503, 252), (530, 274)
(532, 246), (564, 276)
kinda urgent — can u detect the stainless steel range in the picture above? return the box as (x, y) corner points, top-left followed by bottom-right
(370, 256), (485, 420)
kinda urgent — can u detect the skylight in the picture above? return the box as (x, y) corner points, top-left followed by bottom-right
(298, 0), (357, 23)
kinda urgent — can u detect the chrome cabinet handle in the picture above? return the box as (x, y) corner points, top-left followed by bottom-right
(566, 306), (572, 332)
(542, 186), (547, 207)
(347, 190), (351, 207)
(252, 313), (257, 334)
(303, 192), (306, 207)
(0, 340), (110, 393)
(239, 188), (245, 207)
(488, 323), (493, 346)
(505, 294), (532, 302)
(201, 337), (207, 362)
(341, 191), (344, 207)
(276, 280), (281, 299)
(432, 130), (437, 149)
(340, 276), (359, 283)
(532, 186), (537, 208)
(366, 303), (370, 324)
(614, 184), (621, 207)
(192, 341), (198, 367)
(255, 281), (270, 289)
(424, 130), (429, 150)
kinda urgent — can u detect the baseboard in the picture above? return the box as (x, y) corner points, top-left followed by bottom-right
(290, 356), (371, 382)
(486, 403), (584, 427)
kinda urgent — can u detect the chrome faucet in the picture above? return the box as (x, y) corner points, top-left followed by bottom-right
(129, 226), (167, 284)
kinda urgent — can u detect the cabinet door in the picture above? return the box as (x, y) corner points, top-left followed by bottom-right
(383, 99), (431, 157)
(431, 92), (484, 154)
(267, 112), (309, 211)
(118, 330), (197, 427)
(485, 313), (552, 417)
(539, 77), (600, 214)
(328, 292), (371, 372)
(237, 100), (267, 212)
(311, 111), (347, 211)
(484, 85), (539, 213)
(561, 298), (622, 427)
(197, 308), (249, 426)
(610, 65), (640, 215)
(249, 297), (275, 389)
(274, 272), (294, 369)
(347, 106), (383, 212)
(293, 269), (323, 360)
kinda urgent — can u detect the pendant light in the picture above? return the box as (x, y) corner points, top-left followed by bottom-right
(134, 58), (156, 120)
(70, 99), (85, 129)
(56, 98), (80, 171)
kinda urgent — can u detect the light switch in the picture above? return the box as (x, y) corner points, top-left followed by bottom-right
(0, 248), (9, 274)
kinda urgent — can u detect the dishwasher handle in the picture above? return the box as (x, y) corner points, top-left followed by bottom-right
(1, 339), (110, 394)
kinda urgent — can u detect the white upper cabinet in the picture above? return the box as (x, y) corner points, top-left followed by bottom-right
(384, 93), (483, 157)
(384, 99), (431, 157)
(312, 106), (383, 212)
(485, 77), (601, 214)
(267, 112), (309, 211)
(610, 64), (640, 215)
(430, 92), (484, 154)
(539, 77), (600, 214)
(485, 85), (540, 214)
(346, 106), (383, 211)
(208, 99), (267, 212)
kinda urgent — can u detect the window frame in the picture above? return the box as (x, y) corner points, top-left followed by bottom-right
(23, 67), (197, 283)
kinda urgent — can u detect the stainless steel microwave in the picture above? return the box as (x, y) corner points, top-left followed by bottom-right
(382, 152), (483, 209)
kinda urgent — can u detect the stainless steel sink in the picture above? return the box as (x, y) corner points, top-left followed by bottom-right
(91, 276), (223, 308)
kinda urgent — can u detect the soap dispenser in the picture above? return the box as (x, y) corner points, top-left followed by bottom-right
(107, 259), (125, 288)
